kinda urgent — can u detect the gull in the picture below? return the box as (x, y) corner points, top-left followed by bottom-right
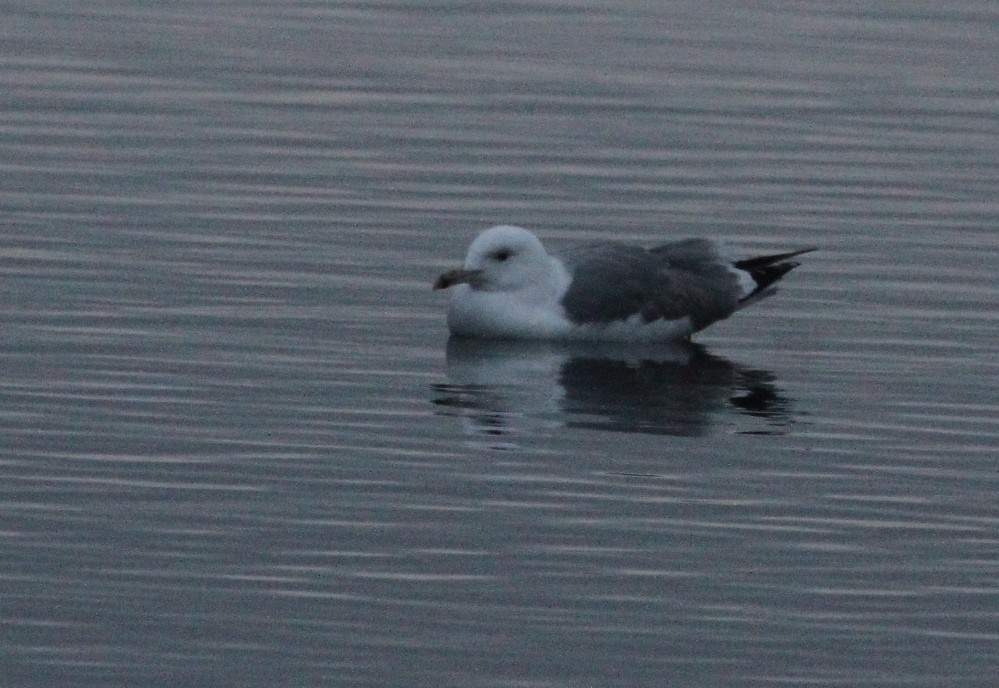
(433, 225), (815, 341)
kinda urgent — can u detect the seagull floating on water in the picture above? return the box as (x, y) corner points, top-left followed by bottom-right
(434, 225), (815, 342)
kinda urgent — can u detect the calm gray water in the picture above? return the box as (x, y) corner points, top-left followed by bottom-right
(2, 1), (998, 686)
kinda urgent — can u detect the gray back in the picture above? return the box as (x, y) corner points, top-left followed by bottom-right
(559, 239), (742, 330)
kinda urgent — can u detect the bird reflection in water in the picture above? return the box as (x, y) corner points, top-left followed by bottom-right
(431, 338), (797, 449)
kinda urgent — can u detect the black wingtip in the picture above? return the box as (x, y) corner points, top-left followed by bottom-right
(735, 247), (816, 302)
(733, 247), (817, 271)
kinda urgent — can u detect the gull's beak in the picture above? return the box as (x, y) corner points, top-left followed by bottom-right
(433, 268), (482, 290)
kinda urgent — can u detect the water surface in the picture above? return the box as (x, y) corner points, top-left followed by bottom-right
(2, 1), (997, 686)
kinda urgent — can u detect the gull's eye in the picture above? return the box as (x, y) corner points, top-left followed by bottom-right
(493, 249), (511, 262)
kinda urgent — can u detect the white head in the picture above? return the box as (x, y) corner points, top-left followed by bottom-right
(434, 225), (575, 338)
(434, 225), (562, 299)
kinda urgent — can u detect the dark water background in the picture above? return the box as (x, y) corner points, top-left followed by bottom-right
(2, 1), (997, 686)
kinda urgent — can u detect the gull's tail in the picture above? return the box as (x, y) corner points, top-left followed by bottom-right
(734, 247), (817, 302)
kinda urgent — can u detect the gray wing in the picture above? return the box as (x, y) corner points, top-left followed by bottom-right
(558, 239), (742, 331)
